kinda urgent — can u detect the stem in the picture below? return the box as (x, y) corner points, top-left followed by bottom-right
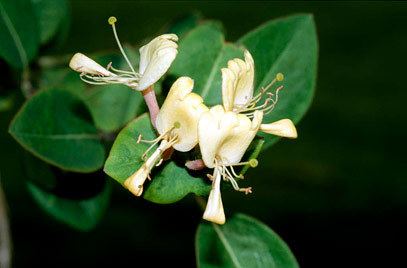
(142, 86), (160, 128)
(21, 68), (34, 99)
(0, 175), (12, 268)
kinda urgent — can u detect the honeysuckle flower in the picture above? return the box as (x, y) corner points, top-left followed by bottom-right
(124, 77), (208, 196)
(199, 50), (298, 224)
(198, 105), (262, 224)
(69, 16), (178, 92)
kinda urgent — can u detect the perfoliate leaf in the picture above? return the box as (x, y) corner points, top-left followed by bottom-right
(9, 89), (105, 172)
(0, 0), (39, 68)
(196, 213), (299, 268)
(238, 14), (318, 148)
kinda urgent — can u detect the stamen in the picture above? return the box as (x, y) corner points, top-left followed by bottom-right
(108, 16), (137, 75)
(229, 165), (244, 179)
(234, 73), (284, 116)
(156, 158), (163, 166)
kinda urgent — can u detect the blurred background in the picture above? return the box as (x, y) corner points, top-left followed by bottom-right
(1, 1), (406, 267)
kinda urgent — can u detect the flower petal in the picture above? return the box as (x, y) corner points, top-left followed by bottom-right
(69, 53), (115, 76)
(137, 34), (178, 91)
(203, 167), (225, 225)
(198, 105), (239, 168)
(156, 77), (208, 152)
(217, 111), (261, 165)
(221, 50), (254, 110)
(260, 119), (298, 138)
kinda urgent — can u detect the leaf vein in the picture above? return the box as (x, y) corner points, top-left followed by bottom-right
(0, 1), (28, 67)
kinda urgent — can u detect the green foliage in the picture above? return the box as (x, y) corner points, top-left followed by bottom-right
(0, 0), (39, 68)
(104, 114), (211, 202)
(144, 161), (211, 204)
(31, 0), (69, 44)
(23, 153), (111, 231)
(9, 89), (105, 172)
(27, 181), (111, 231)
(238, 14), (318, 148)
(169, 22), (245, 107)
(196, 213), (299, 268)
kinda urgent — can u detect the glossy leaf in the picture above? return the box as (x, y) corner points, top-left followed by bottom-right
(238, 14), (318, 148)
(196, 213), (299, 268)
(169, 22), (245, 106)
(0, 0), (39, 68)
(144, 161), (210, 204)
(27, 181), (111, 231)
(31, 0), (69, 44)
(104, 114), (210, 202)
(83, 84), (144, 133)
(9, 89), (105, 172)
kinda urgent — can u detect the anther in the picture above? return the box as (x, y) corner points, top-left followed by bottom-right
(276, 73), (284, 82)
(108, 16), (117, 25)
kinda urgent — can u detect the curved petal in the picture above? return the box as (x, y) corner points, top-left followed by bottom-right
(69, 53), (115, 76)
(137, 34), (178, 91)
(156, 77), (208, 152)
(217, 112), (261, 165)
(198, 106), (239, 168)
(260, 119), (298, 138)
(221, 50), (255, 110)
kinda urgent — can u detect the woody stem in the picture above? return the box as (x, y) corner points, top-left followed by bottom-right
(142, 85), (160, 129)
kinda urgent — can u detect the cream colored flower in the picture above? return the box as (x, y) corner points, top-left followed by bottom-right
(198, 106), (262, 224)
(69, 17), (178, 91)
(200, 50), (299, 224)
(124, 77), (208, 197)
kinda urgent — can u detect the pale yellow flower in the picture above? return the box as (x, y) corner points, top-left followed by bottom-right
(69, 17), (178, 91)
(124, 77), (208, 196)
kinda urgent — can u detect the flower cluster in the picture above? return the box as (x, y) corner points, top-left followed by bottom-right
(70, 17), (297, 225)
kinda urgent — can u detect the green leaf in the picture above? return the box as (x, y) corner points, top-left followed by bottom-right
(83, 84), (144, 133)
(144, 161), (210, 204)
(9, 89), (105, 172)
(31, 0), (69, 44)
(104, 113), (210, 202)
(27, 181), (111, 231)
(103, 113), (156, 184)
(169, 22), (245, 106)
(238, 14), (318, 148)
(196, 213), (299, 268)
(167, 13), (202, 39)
(0, 0), (39, 68)
(23, 153), (111, 231)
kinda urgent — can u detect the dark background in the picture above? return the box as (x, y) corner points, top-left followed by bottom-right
(1, 1), (406, 267)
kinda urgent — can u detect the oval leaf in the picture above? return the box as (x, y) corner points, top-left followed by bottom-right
(104, 114), (210, 203)
(9, 89), (105, 172)
(0, 0), (39, 68)
(238, 14), (318, 148)
(144, 161), (210, 204)
(27, 181), (111, 231)
(196, 213), (299, 268)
